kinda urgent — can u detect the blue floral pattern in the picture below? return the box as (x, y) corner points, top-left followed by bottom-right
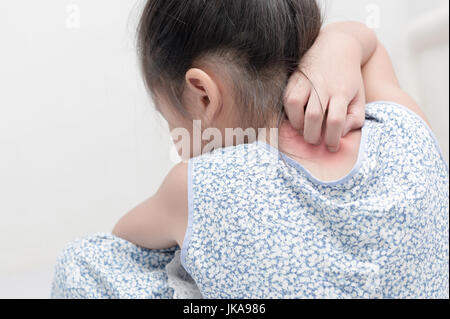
(52, 101), (449, 299)
(51, 233), (179, 298)
(181, 101), (449, 299)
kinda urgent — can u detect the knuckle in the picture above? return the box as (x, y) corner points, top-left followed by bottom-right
(312, 74), (326, 89)
(285, 96), (302, 109)
(327, 115), (345, 127)
(306, 109), (323, 121)
(329, 91), (351, 107)
(334, 93), (350, 103)
(355, 114), (366, 126)
(348, 113), (365, 127)
(353, 119), (365, 129)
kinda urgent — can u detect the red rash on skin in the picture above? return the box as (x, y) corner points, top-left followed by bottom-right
(278, 120), (362, 167)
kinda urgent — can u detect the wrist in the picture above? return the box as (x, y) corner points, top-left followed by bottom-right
(316, 27), (364, 65)
(321, 22), (377, 66)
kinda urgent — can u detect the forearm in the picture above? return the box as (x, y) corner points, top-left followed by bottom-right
(112, 163), (189, 250)
(321, 23), (429, 124)
(322, 21), (378, 67)
(361, 39), (430, 125)
(112, 196), (178, 250)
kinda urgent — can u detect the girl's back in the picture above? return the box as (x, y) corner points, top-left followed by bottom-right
(181, 101), (449, 298)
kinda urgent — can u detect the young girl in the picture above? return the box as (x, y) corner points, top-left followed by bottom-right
(52, 0), (449, 299)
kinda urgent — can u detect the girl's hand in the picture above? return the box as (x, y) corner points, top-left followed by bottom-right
(283, 28), (367, 152)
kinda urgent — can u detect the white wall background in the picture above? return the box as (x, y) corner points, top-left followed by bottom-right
(0, 0), (448, 298)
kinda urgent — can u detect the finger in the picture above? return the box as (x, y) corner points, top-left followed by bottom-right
(325, 96), (349, 152)
(342, 88), (366, 137)
(283, 71), (311, 131)
(303, 91), (325, 145)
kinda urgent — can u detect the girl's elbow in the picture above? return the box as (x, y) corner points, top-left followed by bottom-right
(111, 221), (127, 240)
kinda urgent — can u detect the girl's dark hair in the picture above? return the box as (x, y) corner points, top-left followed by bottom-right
(137, 0), (322, 129)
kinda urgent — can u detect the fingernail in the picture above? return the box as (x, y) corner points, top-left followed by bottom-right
(328, 145), (339, 153)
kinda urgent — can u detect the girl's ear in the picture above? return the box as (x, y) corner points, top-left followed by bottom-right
(185, 68), (222, 125)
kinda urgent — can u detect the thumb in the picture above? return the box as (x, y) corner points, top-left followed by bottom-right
(342, 89), (366, 137)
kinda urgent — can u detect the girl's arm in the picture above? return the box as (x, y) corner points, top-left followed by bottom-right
(284, 21), (431, 152)
(361, 39), (431, 126)
(112, 163), (188, 249)
(328, 21), (431, 126)
(321, 21), (378, 67)
(284, 21), (375, 152)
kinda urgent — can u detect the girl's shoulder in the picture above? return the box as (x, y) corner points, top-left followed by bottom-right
(365, 100), (448, 172)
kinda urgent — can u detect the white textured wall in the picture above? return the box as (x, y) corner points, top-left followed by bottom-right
(0, 0), (448, 298)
